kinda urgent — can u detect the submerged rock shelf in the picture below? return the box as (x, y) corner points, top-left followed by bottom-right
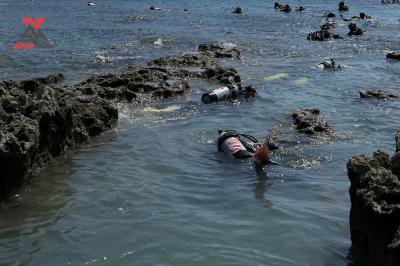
(0, 43), (243, 201)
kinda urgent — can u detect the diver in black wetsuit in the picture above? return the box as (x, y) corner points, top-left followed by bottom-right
(319, 59), (342, 70)
(339, 1), (349, 12)
(348, 22), (363, 36)
(340, 12), (371, 21)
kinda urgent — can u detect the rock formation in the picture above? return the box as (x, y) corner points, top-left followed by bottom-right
(347, 132), (400, 266)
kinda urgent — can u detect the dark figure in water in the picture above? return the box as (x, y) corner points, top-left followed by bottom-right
(359, 12), (371, 19)
(307, 29), (341, 41)
(326, 12), (336, 19)
(341, 12), (371, 21)
(348, 22), (363, 36)
(274, 2), (291, 12)
(339, 1), (348, 12)
(320, 21), (335, 31)
(274, 2), (283, 9)
(320, 59), (341, 70)
(386, 52), (400, 60)
(233, 6), (242, 14)
(297, 6), (305, 12)
(280, 4), (292, 12)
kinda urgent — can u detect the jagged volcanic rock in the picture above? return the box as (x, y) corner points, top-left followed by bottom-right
(292, 108), (331, 135)
(347, 133), (400, 266)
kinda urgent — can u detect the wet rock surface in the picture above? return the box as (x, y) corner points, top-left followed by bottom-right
(0, 43), (247, 201)
(0, 75), (118, 200)
(150, 42), (240, 67)
(292, 108), (331, 135)
(198, 43), (240, 59)
(360, 90), (398, 99)
(74, 66), (190, 102)
(347, 133), (400, 266)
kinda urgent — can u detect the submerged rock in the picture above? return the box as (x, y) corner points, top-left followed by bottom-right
(75, 66), (190, 102)
(347, 133), (400, 266)
(198, 42), (240, 59)
(150, 42), (240, 67)
(360, 90), (398, 99)
(292, 108), (331, 135)
(150, 53), (214, 67)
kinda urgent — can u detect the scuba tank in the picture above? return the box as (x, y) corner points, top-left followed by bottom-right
(202, 84), (240, 104)
(217, 130), (257, 159)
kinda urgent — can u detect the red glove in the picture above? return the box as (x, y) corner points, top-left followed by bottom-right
(254, 144), (269, 164)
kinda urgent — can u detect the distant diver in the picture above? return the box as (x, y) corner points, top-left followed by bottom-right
(338, 1), (349, 12)
(233, 6), (242, 14)
(318, 59), (342, 70)
(348, 22), (363, 36)
(340, 12), (371, 21)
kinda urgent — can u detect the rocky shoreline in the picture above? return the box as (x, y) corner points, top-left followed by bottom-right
(0, 43), (243, 201)
(347, 132), (400, 266)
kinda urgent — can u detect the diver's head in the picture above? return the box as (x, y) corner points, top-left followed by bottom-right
(274, 2), (280, 8)
(348, 22), (357, 30)
(360, 12), (365, 19)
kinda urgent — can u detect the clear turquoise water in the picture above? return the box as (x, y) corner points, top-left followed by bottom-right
(1, 0), (400, 265)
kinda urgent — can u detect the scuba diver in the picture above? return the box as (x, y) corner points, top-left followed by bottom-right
(297, 6), (305, 12)
(320, 21), (335, 31)
(348, 22), (363, 36)
(307, 15), (341, 41)
(217, 129), (279, 165)
(387, 52), (400, 60)
(280, 4), (292, 13)
(326, 12), (336, 20)
(274, 2), (292, 12)
(340, 12), (371, 21)
(201, 84), (256, 104)
(274, 2), (283, 9)
(338, 1), (349, 12)
(307, 29), (341, 41)
(232, 6), (242, 14)
(318, 59), (341, 70)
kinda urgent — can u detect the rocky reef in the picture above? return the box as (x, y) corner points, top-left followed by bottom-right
(0, 42), (244, 201)
(347, 132), (400, 266)
(360, 90), (398, 100)
(292, 108), (331, 135)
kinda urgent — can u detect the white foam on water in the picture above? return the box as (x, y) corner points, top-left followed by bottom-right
(263, 73), (289, 81)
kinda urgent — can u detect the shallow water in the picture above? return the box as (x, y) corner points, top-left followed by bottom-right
(1, 0), (400, 265)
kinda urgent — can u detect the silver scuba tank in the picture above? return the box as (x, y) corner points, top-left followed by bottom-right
(202, 84), (240, 104)
(217, 130), (253, 159)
